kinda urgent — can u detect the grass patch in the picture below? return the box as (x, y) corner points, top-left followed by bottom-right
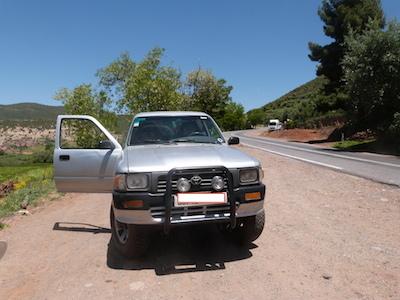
(333, 139), (375, 150)
(0, 153), (34, 167)
(0, 177), (56, 219)
(0, 164), (51, 183)
(0, 165), (57, 219)
(0, 150), (59, 222)
(333, 139), (400, 155)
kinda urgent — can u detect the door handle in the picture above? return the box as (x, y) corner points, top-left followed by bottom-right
(59, 155), (70, 161)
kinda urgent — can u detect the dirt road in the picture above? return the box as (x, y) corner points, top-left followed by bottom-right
(0, 147), (399, 299)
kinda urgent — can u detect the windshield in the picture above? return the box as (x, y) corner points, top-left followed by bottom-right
(128, 115), (225, 146)
(269, 122), (277, 126)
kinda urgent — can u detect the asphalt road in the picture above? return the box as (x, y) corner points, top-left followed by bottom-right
(228, 130), (400, 187)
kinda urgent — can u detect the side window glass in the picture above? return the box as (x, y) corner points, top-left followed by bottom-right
(61, 119), (108, 149)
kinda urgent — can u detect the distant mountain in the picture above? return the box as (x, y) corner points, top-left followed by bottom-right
(0, 103), (65, 121)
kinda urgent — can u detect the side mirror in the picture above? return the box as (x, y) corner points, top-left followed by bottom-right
(98, 140), (115, 150)
(228, 136), (240, 145)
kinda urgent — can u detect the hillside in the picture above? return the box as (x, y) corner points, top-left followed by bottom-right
(0, 103), (64, 121)
(261, 77), (326, 113)
(248, 76), (345, 128)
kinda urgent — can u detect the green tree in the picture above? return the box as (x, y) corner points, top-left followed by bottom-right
(342, 21), (400, 137)
(54, 84), (117, 147)
(184, 69), (233, 123)
(219, 102), (246, 131)
(97, 48), (183, 113)
(54, 84), (116, 128)
(246, 109), (266, 127)
(309, 0), (385, 90)
(183, 68), (246, 129)
(56, 48), (246, 131)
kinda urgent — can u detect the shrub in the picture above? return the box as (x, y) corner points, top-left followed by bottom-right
(32, 151), (53, 163)
(388, 113), (400, 141)
(285, 119), (297, 129)
(32, 140), (54, 163)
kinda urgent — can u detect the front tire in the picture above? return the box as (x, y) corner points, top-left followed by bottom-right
(220, 210), (265, 244)
(110, 206), (149, 258)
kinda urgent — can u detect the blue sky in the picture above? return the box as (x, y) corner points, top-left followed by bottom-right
(0, 0), (399, 111)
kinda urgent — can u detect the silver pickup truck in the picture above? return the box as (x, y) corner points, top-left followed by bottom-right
(53, 111), (265, 257)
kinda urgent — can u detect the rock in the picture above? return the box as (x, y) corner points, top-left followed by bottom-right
(322, 274), (332, 280)
(20, 198), (29, 209)
(17, 209), (31, 216)
(371, 246), (383, 252)
(0, 181), (15, 197)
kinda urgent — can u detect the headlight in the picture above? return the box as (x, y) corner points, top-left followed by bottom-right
(114, 173), (150, 191)
(239, 168), (259, 184)
(177, 178), (191, 192)
(211, 176), (224, 191)
(126, 173), (149, 190)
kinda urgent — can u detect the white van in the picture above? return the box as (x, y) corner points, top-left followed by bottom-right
(267, 119), (282, 131)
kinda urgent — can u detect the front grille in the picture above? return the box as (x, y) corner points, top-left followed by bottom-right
(156, 172), (228, 193)
(158, 167), (236, 232)
(151, 204), (231, 219)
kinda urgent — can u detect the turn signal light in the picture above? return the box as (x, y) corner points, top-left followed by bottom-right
(244, 192), (261, 201)
(122, 200), (144, 208)
(113, 174), (126, 191)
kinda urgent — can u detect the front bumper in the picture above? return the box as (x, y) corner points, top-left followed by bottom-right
(113, 183), (265, 226)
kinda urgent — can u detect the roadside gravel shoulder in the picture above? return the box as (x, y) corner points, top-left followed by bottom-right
(0, 146), (399, 300)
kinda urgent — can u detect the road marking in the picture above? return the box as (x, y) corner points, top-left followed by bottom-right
(242, 142), (343, 170)
(238, 134), (400, 169)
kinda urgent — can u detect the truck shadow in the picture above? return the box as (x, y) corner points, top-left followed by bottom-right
(52, 222), (255, 275)
(106, 224), (256, 276)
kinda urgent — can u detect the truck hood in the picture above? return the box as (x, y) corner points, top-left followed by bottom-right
(123, 144), (260, 173)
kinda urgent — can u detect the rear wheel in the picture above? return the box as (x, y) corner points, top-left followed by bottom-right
(219, 210), (265, 244)
(110, 206), (149, 258)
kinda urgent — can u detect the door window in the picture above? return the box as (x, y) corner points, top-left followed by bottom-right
(60, 119), (108, 149)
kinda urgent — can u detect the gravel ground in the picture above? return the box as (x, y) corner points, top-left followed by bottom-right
(0, 146), (399, 300)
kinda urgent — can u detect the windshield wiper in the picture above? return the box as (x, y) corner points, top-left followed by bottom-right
(142, 139), (169, 144)
(168, 138), (211, 144)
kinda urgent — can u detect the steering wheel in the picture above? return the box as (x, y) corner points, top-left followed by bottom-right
(156, 125), (174, 140)
(188, 131), (206, 137)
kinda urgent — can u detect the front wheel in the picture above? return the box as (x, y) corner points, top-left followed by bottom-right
(219, 210), (265, 244)
(110, 206), (149, 258)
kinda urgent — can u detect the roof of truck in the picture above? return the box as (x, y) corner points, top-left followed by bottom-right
(133, 111), (210, 118)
